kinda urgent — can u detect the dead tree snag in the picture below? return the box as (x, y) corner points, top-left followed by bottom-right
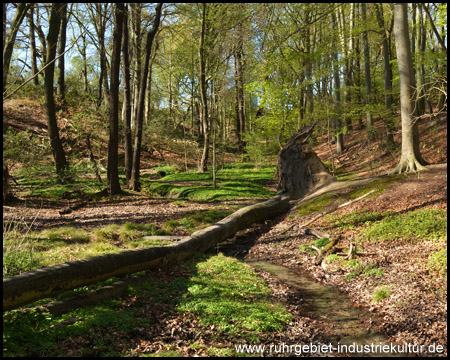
(277, 123), (335, 200)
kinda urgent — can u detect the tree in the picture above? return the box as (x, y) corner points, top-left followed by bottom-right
(391, 3), (427, 174)
(198, 3), (210, 172)
(130, 3), (163, 191)
(3, 3), (30, 93)
(361, 3), (374, 142)
(107, 3), (124, 195)
(44, 3), (68, 182)
(56, 3), (68, 102)
(331, 11), (343, 154)
(122, 5), (133, 188)
(374, 3), (396, 151)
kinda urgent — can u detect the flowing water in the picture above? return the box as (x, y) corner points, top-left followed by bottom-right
(246, 260), (403, 357)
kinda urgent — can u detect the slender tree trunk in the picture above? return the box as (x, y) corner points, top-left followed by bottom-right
(44, 3), (68, 182)
(3, 3), (30, 93)
(375, 3), (395, 151)
(122, 5), (132, 187)
(391, 3), (427, 174)
(107, 3), (124, 195)
(56, 4), (67, 103)
(331, 12), (343, 154)
(130, 3), (142, 130)
(130, 3), (162, 191)
(414, 4), (425, 116)
(28, 6), (39, 85)
(361, 3), (374, 142)
(199, 3), (210, 172)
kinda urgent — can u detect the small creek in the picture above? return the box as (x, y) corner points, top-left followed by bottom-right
(245, 259), (401, 357)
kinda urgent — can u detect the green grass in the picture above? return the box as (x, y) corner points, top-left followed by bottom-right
(427, 246), (447, 282)
(372, 286), (391, 302)
(3, 253), (291, 356)
(4, 206), (237, 277)
(146, 163), (276, 201)
(297, 194), (335, 217)
(360, 209), (447, 243)
(14, 164), (104, 201)
(325, 208), (446, 243)
(176, 254), (291, 341)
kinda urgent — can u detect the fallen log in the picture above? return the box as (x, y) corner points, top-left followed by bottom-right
(3, 194), (290, 312)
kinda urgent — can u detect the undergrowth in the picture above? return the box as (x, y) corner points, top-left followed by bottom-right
(3, 253), (291, 356)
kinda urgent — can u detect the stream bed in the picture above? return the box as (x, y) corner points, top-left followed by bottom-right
(246, 259), (403, 357)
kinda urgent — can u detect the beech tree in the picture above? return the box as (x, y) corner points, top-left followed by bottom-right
(44, 3), (68, 182)
(391, 3), (427, 174)
(130, 3), (163, 191)
(107, 3), (124, 195)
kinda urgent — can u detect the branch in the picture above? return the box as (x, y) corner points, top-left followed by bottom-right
(3, 27), (89, 101)
(423, 4), (446, 51)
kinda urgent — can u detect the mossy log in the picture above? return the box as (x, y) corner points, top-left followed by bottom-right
(3, 194), (290, 312)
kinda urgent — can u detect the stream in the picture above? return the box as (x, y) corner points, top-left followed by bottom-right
(245, 259), (403, 357)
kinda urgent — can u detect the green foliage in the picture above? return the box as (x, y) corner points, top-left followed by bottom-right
(325, 254), (340, 263)
(3, 217), (41, 277)
(361, 264), (385, 278)
(372, 286), (391, 302)
(360, 209), (447, 243)
(177, 254), (291, 340)
(313, 237), (330, 248)
(1, 253), (292, 356)
(147, 163), (276, 201)
(427, 247), (447, 282)
(325, 209), (392, 230)
(297, 194), (335, 217)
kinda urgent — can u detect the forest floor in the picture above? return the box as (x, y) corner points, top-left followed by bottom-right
(3, 99), (447, 357)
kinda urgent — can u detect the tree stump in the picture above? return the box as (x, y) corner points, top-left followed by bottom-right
(277, 122), (335, 199)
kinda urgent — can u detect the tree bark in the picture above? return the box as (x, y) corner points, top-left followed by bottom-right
(107, 3), (124, 195)
(198, 3), (210, 172)
(56, 4), (67, 102)
(391, 3), (427, 174)
(374, 3), (395, 151)
(277, 123), (335, 200)
(44, 3), (68, 183)
(122, 5), (132, 187)
(361, 3), (374, 142)
(28, 5), (39, 85)
(130, 3), (163, 191)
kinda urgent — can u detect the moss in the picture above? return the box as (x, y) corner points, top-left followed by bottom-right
(296, 194), (335, 217)
(372, 286), (391, 302)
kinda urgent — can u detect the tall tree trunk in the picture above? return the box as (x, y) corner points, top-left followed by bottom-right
(391, 3), (427, 174)
(199, 3), (210, 172)
(107, 3), (124, 195)
(130, 3), (162, 191)
(331, 12), (343, 155)
(56, 4), (67, 103)
(44, 3), (68, 182)
(414, 4), (425, 116)
(374, 3), (395, 151)
(28, 5), (39, 85)
(361, 3), (374, 142)
(122, 5), (132, 187)
(3, 3), (30, 93)
(130, 3), (142, 130)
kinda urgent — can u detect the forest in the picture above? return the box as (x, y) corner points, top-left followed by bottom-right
(2, 3), (447, 357)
